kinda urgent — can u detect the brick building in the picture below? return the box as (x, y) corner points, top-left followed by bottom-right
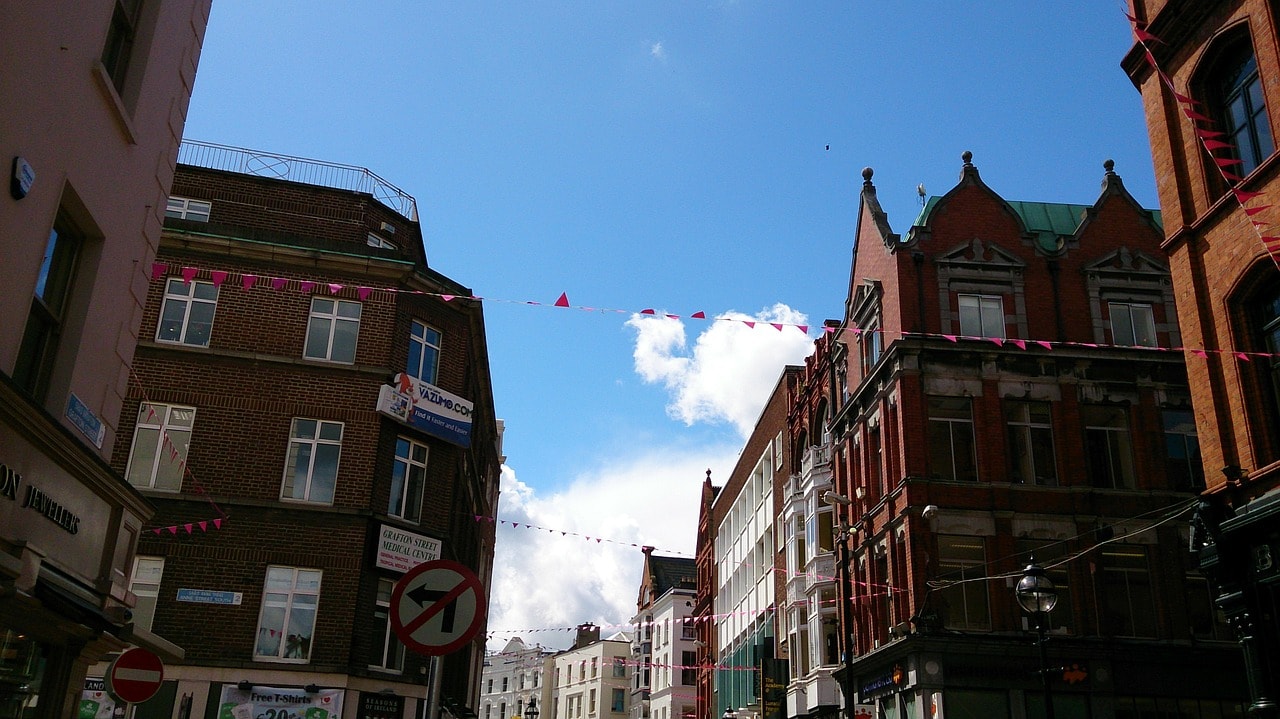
(107, 143), (502, 719)
(801, 155), (1245, 719)
(693, 369), (800, 719)
(1124, 1), (1280, 713)
(1, 3), (208, 718)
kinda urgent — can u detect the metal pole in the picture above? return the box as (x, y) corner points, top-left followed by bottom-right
(837, 532), (856, 719)
(1036, 614), (1054, 719)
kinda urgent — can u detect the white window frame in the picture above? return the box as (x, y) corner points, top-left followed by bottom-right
(254, 565), (322, 662)
(1109, 301), (1157, 347)
(129, 556), (165, 632)
(165, 196), (211, 222)
(390, 436), (429, 521)
(282, 418), (343, 504)
(304, 298), (362, 363)
(409, 320), (442, 384)
(156, 277), (218, 346)
(125, 403), (195, 491)
(367, 232), (397, 250)
(371, 577), (404, 671)
(958, 293), (1005, 339)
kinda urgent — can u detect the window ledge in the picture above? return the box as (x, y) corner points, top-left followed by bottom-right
(91, 62), (138, 145)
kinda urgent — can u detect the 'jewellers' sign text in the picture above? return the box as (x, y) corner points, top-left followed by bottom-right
(1, 463), (81, 534)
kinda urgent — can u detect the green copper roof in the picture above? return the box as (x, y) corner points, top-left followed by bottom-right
(912, 197), (1163, 253)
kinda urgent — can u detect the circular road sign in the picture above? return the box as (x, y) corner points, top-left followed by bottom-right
(391, 559), (487, 656)
(107, 647), (165, 704)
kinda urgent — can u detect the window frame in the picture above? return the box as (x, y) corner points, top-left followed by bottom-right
(1004, 400), (1057, 485)
(1098, 546), (1157, 638)
(1082, 404), (1137, 489)
(128, 556), (165, 632)
(1212, 38), (1274, 178)
(253, 565), (322, 662)
(408, 319), (442, 384)
(957, 293), (1005, 339)
(371, 577), (405, 671)
(156, 277), (218, 346)
(165, 196), (212, 222)
(1162, 408), (1204, 492)
(14, 216), (82, 399)
(936, 535), (991, 631)
(926, 396), (978, 481)
(125, 402), (195, 492)
(303, 297), (362, 364)
(390, 436), (429, 521)
(1108, 301), (1157, 347)
(281, 418), (343, 504)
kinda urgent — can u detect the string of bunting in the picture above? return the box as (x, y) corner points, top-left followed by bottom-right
(150, 261), (1280, 362)
(1126, 12), (1279, 267)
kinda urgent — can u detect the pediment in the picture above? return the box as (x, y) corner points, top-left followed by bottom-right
(1083, 246), (1169, 276)
(936, 237), (1026, 268)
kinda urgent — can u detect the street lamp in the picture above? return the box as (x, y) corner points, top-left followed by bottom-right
(823, 491), (856, 719)
(526, 698), (539, 719)
(721, 708), (737, 719)
(1015, 561), (1059, 719)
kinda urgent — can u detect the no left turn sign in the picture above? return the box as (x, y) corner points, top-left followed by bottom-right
(391, 559), (487, 656)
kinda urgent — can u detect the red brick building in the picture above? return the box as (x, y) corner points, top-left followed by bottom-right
(1124, 0), (1280, 713)
(799, 155), (1244, 719)
(109, 143), (502, 719)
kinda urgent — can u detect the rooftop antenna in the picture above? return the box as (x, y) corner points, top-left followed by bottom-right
(917, 183), (926, 207)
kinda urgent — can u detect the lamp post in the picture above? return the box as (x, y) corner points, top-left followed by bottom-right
(1015, 562), (1059, 719)
(526, 698), (539, 719)
(721, 708), (737, 719)
(823, 491), (856, 719)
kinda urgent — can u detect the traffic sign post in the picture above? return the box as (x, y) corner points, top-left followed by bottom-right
(391, 559), (487, 656)
(107, 647), (165, 704)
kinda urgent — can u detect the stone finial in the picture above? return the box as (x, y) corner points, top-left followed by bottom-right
(962, 150), (973, 165)
(1104, 158), (1116, 174)
(862, 166), (874, 185)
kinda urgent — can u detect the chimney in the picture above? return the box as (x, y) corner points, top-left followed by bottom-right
(574, 623), (600, 649)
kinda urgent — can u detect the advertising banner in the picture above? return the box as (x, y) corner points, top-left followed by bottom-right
(376, 374), (473, 448)
(80, 678), (124, 719)
(218, 685), (343, 719)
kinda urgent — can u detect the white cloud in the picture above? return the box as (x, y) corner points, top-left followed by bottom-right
(487, 449), (735, 651)
(627, 304), (815, 437)
(650, 41), (666, 60)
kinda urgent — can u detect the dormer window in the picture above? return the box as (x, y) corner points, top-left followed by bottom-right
(166, 196), (211, 222)
(957, 293), (1005, 339)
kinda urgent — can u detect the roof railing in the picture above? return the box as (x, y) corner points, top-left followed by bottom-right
(176, 139), (419, 221)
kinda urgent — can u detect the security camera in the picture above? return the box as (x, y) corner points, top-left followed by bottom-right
(922, 505), (939, 520)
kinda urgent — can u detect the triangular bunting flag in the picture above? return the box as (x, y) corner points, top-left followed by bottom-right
(989, 337), (1004, 347)
(798, 325), (809, 334)
(1194, 127), (1225, 139)
(181, 266), (199, 284)
(1234, 188), (1265, 202)
(771, 323), (784, 331)
(943, 334), (957, 342)
(213, 518), (222, 529)
(328, 283), (343, 294)
(357, 287), (372, 300)
(691, 311), (706, 319)
(441, 294), (455, 302)
(743, 321), (756, 329)
(300, 281), (315, 293)
(1245, 205), (1272, 216)
(1011, 339), (1026, 350)
(168, 526), (178, 535)
(199, 521), (208, 531)
(211, 270), (228, 287)
(1236, 352), (1252, 361)
(641, 309), (656, 315)
(242, 274), (258, 290)
(1191, 349), (1208, 358)
(1183, 108), (1213, 122)
(1215, 157), (1245, 167)
(1203, 139), (1234, 150)
(554, 292), (570, 307)
(1173, 91), (1199, 106)
(271, 277), (288, 290)
(184, 523), (194, 534)
(151, 263), (167, 280)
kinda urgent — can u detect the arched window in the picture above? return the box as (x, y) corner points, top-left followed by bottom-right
(1230, 263), (1280, 463)
(1199, 28), (1274, 180)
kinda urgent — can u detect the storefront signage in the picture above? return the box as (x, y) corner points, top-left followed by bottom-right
(357, 693), (403, 719)
(81, 678), (124, 719)
(66, 393), (105, 449)
(218, 685), (343, 719)
(858, 664), (906, 698)
(177, 588), (243, 605)
(376, 374), (473, 448)
(376, 524), (442, 573)
(1, 463), (80, 533)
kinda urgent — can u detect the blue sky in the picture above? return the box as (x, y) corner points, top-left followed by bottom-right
(183, 2), (1156, 649)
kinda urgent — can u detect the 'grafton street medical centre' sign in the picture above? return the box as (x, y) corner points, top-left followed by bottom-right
(376, 373), (474, 448)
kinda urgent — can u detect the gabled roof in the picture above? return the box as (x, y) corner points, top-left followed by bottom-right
(913, 197), (1164, 254)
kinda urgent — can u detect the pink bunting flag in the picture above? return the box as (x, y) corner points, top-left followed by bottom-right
(1190, 349), (1208, 358)
(1236, 352), (1252, 362)
(1215, 157), (1245, 167)
(1173, 91), (1199, 107)
(300, 281), (315, 293)
(641, 309), (656, 315)
(1203, 139), (1234, 151)
(147, 406), (157, 421)
(1183, 108), (1213, 122)
(1261, 237), (1280, 251)
(943, 334), (957, 342)
(1234, 188), (1265, 203)
(1194, 128), (1225, 139)
(168, 526), (178, 535)
(554, 292), (570, 307)
(1222, 171), (1244, 182)
(771, 323), (784, 331)
(151, 263), (167, 280)
(1245, 205), (1272, 216)
(691, 311), (706, 319)
(357, 287), (372, 300)
(989, 337), (1004, 347)
(1133, 26), (1161, 43)
(328, 283), (343, 294)
(743, 321), (756, 329)
(475, 515), (484, 522)
(665, 314), (679, 320)
(184, 523), (193, 534)
(152, 528), (162, 535)
(242, 274), (258, 290)
(271, 277), (288, 290)
(211, 270), (227, 287)
(213, 518), (222, 529)
(181, 266), (199, 284)
(1011, 339), (1026, 350)
(798, 325), (809, 334)
(441, 294), (455, 302)
(199, 521), (208, 532)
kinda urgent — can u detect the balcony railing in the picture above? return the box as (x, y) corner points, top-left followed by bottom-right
(800, 444), (831, 477)
(177, 139), (419, 221)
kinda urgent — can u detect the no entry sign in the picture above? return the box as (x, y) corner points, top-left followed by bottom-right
(107, 647), (165, 704)
(391, 559), (487, 656)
